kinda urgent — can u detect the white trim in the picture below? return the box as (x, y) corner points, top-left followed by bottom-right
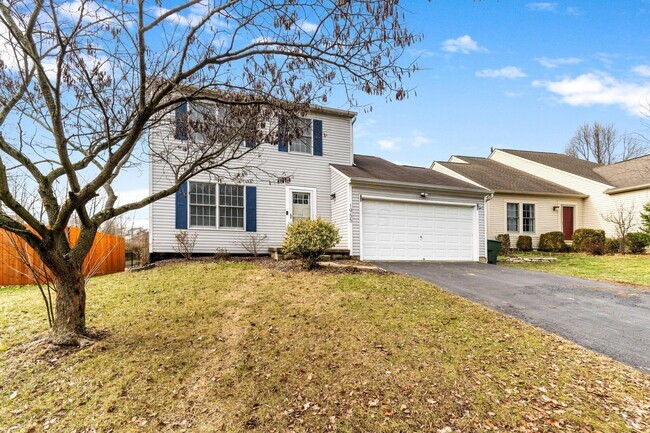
(347, 181), (353, 251)
(359, 194), (364, 260)
(473, 205), (479, 262)
(285, 186), (317, 225)
(360, 194), (477, 207)
(187, 180), (246, 231)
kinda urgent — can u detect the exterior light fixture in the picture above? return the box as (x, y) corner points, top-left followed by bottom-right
(553, 205), (560, 211)
(420, 192), (428, 198)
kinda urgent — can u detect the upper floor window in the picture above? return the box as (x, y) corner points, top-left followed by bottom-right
(289, 118), (313, 154)
(522, 203), (536, 233)
(506, 203), (519, 232)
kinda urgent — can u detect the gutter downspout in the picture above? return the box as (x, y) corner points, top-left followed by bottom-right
(484, 193), (494, 262)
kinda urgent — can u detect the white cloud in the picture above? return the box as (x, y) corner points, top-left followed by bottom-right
(533, 72), (650, 115)
(535, 56), (582, 68)
(527, 2), (558, 12)
(252, 36), (274, 44)
(441, 35), (488, 54)
(475, 66), (526, 79)
(409, 48), (435, 58)
(411, 130), (432, 148)
(116, 188), (149, 206)
(377, 139), (400, 151)
(632, 65), (650, 77)
(295, 20), (318, 33)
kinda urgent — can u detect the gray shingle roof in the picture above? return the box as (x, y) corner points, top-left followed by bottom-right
(438, 157), (586, 196)
(332, 155), (489, 193)
(499, 149), (611, 184)
(593, 154), (650, 192)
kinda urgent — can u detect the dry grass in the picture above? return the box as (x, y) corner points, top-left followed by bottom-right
(1, 260), (649, 432)
(503, 253), (650, 288)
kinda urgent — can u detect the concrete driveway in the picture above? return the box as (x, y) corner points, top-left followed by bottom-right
(373, 261), (650, 374)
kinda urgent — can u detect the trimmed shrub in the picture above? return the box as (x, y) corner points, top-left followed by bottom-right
(282, 218), (341, 269)
(495, 234), (510, 255)
(516, 235), (533, 252)
(538, 231), (567, 252)
(573, 228), (605, 255)
(626, 232), (649, 254)
(605, 238), (620, 254)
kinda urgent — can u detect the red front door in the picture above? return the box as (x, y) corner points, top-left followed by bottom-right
(562, 207), (574, 240)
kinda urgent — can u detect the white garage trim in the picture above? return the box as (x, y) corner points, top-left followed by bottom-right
(360, 194), (478, 207)
(360, 195), (479, 262)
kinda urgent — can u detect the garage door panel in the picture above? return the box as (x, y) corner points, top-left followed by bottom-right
(362, 199), (475, 261)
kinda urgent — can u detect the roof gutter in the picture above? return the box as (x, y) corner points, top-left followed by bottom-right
(348, 177), (493, 196)
(605, 183), (650, 195)
(494, 190), (588, 198)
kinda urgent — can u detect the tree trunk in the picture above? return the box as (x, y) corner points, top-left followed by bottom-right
(51, 266), (87, 345)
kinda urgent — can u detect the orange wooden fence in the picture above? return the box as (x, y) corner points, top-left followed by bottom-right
(0, 227), (125, 286)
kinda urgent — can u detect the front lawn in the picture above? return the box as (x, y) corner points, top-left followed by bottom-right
(501, 252), (650, 287)
(1, 260), (649, 432)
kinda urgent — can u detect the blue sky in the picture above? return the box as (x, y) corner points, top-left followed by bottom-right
(118, 0), (650, 227)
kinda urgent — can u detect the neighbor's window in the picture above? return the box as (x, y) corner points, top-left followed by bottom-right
(289, 118), (313, 154)
(506, 203), (519, 232)
(219, 184), (245, 229)
(189, 182), (217, 227)
(522, 203), (536, 233)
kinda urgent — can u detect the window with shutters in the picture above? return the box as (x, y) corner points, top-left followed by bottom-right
(288, 118), (313, 154)
(506, 203), (519, 232)
(189, 182), (217, 227)
(523, 203), (536, 233)
(219, 184), (245, 229)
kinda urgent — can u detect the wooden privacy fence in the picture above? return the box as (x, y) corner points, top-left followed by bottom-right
(0, 227), (125, 286)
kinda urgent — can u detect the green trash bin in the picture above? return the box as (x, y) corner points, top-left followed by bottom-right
(487, 240), (501, 265)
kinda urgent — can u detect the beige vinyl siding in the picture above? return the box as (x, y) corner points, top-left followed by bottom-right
(602, 189), (650, 231)
(349, 183), (487, 259)
(149, 112), (353, 254)
(490, 150), (617, 233)
(487, 194), (583, 248)
(330, 168), (351, 250)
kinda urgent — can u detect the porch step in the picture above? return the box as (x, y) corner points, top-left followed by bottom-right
(268, 247), (351, 261)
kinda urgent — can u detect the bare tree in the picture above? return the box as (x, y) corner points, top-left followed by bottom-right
(239, 233), (267, 257)
(566, 122), (648, 164)
(602, 204), (637, 253)
(0, 0), (419, 345)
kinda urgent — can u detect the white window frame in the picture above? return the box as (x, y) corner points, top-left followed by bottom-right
(288, 118), (314, 155)
(218, 184), (246, 230)
(187, 181), (246, 231)
(522, 203), (536, 234)
(188, 181), (217, 228)
(285, 186), (317, 225)
(506, 202), (519, 233)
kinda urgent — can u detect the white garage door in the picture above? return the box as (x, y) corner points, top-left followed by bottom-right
(361, 199), (476, 261)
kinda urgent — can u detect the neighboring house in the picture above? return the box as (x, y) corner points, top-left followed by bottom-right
(432, 149), (650, 248)
(149, 103), (491, 262)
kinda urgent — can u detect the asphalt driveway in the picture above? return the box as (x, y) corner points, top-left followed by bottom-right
(373, 261), (650, 374)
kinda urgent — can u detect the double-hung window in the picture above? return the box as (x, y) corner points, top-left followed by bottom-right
(219, 185), (245, 229)
(289, 118), (313, 154)
(189, 182), (217, 227)
(189, 102), (216, 142)
(188, 182), (244, 229)
(522, 203), (535, 233)
(506, 203), (519, 232)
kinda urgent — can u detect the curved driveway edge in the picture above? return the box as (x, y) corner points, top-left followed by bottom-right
(373, 261), (650, 374)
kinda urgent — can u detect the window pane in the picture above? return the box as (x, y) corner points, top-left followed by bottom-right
(189, 182), (217, 227)
(289, 118), (313, 154)
(219, 184), (245, 228)
(507, 203), (519, 232)
(523, 204), (535, 233)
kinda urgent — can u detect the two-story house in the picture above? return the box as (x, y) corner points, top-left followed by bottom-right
(149, 102), (491, 262)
